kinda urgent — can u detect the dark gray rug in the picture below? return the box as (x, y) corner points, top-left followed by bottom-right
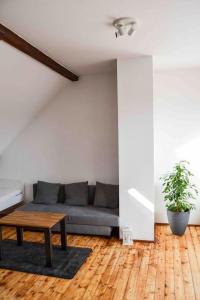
(0, 240), (92, 279)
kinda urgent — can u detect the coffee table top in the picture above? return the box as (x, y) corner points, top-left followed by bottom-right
(0, 211), (66, 229)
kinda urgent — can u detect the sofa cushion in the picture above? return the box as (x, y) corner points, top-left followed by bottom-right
(94, 182), (119, 209)
(64, 182), (88, 206)
(63, 205), (119, 227)
(33, 181), (60, 204)
(18, 203), (119, 227)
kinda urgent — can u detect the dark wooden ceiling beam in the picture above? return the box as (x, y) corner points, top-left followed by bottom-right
(0, 23), (79, 81)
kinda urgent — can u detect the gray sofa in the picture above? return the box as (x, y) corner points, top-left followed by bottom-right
(18, 184), (119, 236)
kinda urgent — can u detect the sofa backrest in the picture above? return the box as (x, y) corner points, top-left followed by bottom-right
(33, 183), (96, 205)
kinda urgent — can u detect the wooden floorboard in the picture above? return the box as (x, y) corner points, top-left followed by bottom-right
(0, 225), (200, 299)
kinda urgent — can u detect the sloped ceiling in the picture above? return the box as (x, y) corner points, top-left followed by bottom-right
(0, 41), (67, 154)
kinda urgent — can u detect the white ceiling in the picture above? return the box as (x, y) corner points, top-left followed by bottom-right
(1, 0), (200, 74)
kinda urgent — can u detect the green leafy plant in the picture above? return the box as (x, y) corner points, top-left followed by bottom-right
(160, 161), (198, 212)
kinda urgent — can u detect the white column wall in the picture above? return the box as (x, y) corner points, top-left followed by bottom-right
(117, 57), (155, 241)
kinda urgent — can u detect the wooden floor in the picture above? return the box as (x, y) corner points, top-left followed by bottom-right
(0, 225), (200, 299)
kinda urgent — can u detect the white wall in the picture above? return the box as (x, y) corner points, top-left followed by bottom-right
(154, 68), (200, 224)
(117, 57), (155, 241)
(0, 41), (67, 154)
(0, 72), (118, 201)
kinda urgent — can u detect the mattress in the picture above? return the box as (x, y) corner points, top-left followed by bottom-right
(0, 179), (24, 212)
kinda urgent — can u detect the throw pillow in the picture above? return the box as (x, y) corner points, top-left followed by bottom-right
(33, 181), (60, 204)
(94, 182), (119, 209)
(64, 181), (88, 206)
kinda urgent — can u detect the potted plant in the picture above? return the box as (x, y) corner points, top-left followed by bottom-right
(160, 161), (198, 235)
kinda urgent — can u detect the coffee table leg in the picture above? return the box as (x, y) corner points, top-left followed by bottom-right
(0, 226), (2, 260)
(60, 218), (67, 250)
(44, 229), (52, 267)
(16, 227), (23, 246)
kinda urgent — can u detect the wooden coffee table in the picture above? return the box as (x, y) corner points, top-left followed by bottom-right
(0, 211), (67, 267)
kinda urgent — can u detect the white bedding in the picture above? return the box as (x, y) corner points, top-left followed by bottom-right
(0, 179), (24, 212)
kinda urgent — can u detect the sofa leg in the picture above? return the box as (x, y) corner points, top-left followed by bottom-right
(111, 227), (119, 238)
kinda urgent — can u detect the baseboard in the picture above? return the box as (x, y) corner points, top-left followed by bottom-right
(133, 239), (155, 243)
(155, 222), (200, 227)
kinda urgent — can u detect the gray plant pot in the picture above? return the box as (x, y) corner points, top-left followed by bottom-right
(167, 210), (190, 236)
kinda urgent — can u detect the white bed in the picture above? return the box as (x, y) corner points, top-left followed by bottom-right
(0, 179), (24, 212)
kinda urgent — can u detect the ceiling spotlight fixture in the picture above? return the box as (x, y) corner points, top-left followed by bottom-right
(113, 17), (137, 38)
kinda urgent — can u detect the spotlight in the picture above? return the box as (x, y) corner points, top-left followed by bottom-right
(128, 25), (135, 36)
(113, 17), (137, 38)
